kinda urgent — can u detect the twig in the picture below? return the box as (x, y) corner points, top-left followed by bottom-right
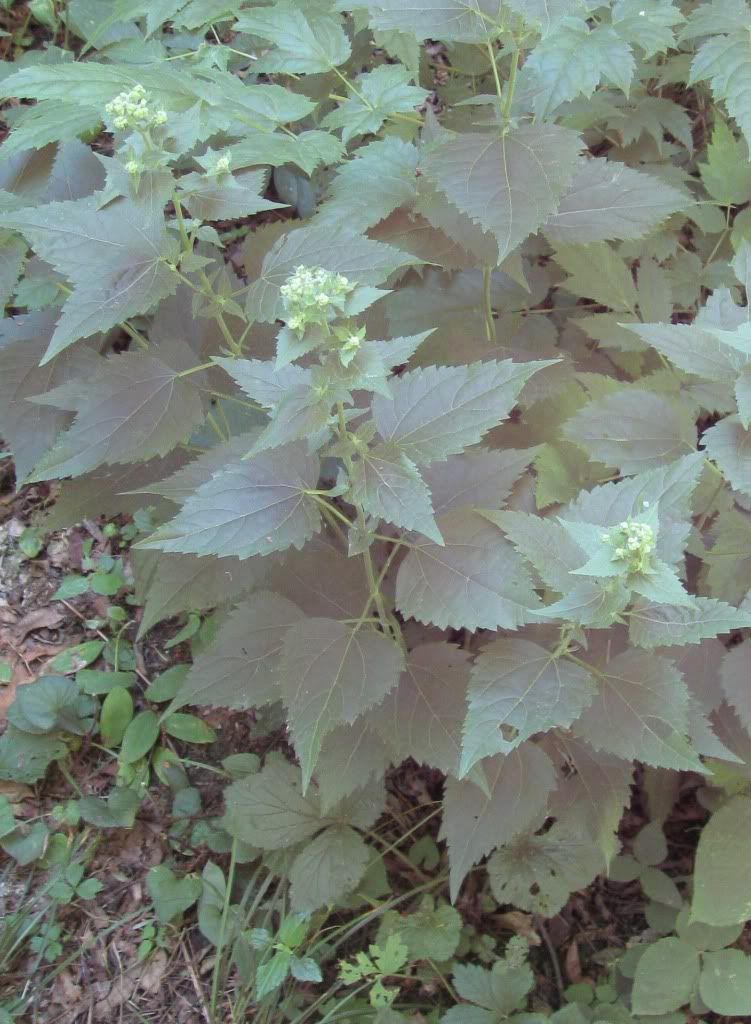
(534, 914), (564, 1004)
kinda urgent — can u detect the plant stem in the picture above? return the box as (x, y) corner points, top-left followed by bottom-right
(210, 838), (238, 1020)
(483, 265), (497, 341)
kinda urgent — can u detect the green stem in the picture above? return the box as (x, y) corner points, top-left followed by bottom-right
(210, 838), (238, 1019)
(482, 266), (497, 342)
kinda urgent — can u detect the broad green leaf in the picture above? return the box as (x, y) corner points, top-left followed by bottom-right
(8, 675), (96, 736)
(170, 593), (304, 712)
(448, 958), (533, 1021)
(1, 199), (178, 360)
(135, 551), (266, 638)
(699, 949), (751, 1015)
(372, 642), (472, 775)
(278, 619), (404, 789)
(268, 538), (370, 619)
(235, 3), (351, 74)
(571, 650), (702, 771)
(1, 821), (49, 866)
(554, 242), (638, 311)
(30, 348), (206, 480)
(423, 448), (539, 516)
(164, 713), (217, 744)
(100, 687), (133, 747)
(245, 222), (419, 323)
(440, 743), (556, 900)
(563, 387), (696, 473)
(144, 666), (188, 704)
(461, 639), (595, 774)
(289, 825), (369, 913)
(692, 795), (751, 925)
(372, 360), (551, 465)
(689, 29), (751, 150)
(631, 937), (699, 1015)
(395, 508), (540, 631)
(421, 125), (581, 262)
(703, 414), (751, 496)
(485, 510), (585, 593)
(135, 432), (262, 505)
(629, 596), (751, 647)
(704, 508), (751, 604)
(619, 95), (693, 153)
(533, 578), (631, 628)
(140, 444), (321, 559)
(699, 118), (751, 205)
(505, 0), (589, 36)
(225, 129), (343, 177)
(0, 101), (101, 162)
(720, 641), (751, 735)
(322, 65), (427, 145)
(735, 364), (751, 427)
(350, 443), (441, 543)
(316, 136), (418, 232)
(178, 169), (285, 221)
(626, 321), (750, 385)
(213, 357), (310, 410)
(315, 721), (389, 813)
(378, 896), (462, 962)
(120, 710), (160, 763)
(346, 0), (504, 43)
(612, 0), (685, 56)
(0, 727), (65, 785)
(224, 756), (328, 848)
(542, 158), (689, 244)
(77, 787), (140, 829)
(487, 821), (603, 915)
(147, 865), (202, 924)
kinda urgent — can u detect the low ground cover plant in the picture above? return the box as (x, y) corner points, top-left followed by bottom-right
(2, 0), (751, 1020)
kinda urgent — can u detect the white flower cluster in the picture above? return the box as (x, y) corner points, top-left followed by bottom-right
(603, 517), (656, 574)
(280, 265), (353, 333)
(209, 154), (232, 176)
(105, 85), (167, 133)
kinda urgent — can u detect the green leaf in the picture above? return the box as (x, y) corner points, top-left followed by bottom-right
(703, 414), (751, 497)
(1, 199), (178, 360)
(78, 787), (140, 828)
(372, 360), (551, 465)
(720, 641), (751, 734)
(1, 821), (49, 866)
(525, 19), (635, 118)
(278, 618), (404, 789)
(612, 0), (685, 56)
(699, 949), (751, 1015)
(487, 821), (604, 916)
(692, 795), (751, 926)
(440, 743), (556, 900)
(100, 687), (134, 747)
(421, 125), (581, 262)
(350, 443), (441, 543)
(699, 118), (751, 205)
(571, 650), (702, 771)
(395, 508), (540, 631)
(289, 825), (369, 913)
(30, 348), (206, 480)
(629, 596), (751, 648)
(321, 65), (427, 145)
(147, 865), (202, 924)
(224, 757), (328, 849)
(256, 951), (291, 1000)
(168, 592), (303, 713)
(542, 157), (689, 244)
(235, 3), (351, 74)
(564, 387), (696, 473)
(178, 169), (284, 221)
(554, 242), (638, 311)
(379, 896), (462, 961)
(626, 321), (750, 385)
(347, 0), (504, 43)
(689, 29), (751, 151)
(0, 101), (101, 162)
(0, 727), (66, 784)
(141, 444), (321, 559)
(48, 640), (104, 675)
(631, 937), (699, 1014)
(225, 130), (344, 177)
(372, 642), (472, 776)
(164, 713), (217, 744)
(315, 721), (389, 813)
(290, 956), (323, 984)
(245, 222), (419, 323)
(120, 710), (160, 764)
(8, 674), (97, 735)
(448, 953), (534, 1019)
(461, 639), (595, 774)
(485, 510), (585, 593)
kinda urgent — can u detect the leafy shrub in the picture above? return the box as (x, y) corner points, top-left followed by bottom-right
(2, 0), (751, 1018)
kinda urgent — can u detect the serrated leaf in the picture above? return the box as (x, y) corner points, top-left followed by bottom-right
(345, 0), (504, 43)
(178, 169), (284, 221)
(720, 641), (751, 735)
(461, 639), (595, 774)
(440, 743), (556, 900)
(170, 592), (304, 712)
(692, 795), (751, 925)
(689, 30), (751, 151)
(554, 242), (638, 311)
(350, 443), (441, 542)
(224, 756), (328, 848)
(487, 821), (603, 916)
(268, 538), (370, 619)
(315, 721), (389, 813)
(421, 125), (581, 262)
(278, 619), (404, 789)
(703, 414), (751, 497)
(225, 129), (343, 177)
(0, 101), (101, 162)
(484, 510), (585, 593)
(626, 321), (750, 385)
(289, 825), (369, 913)
(379, 896), (462, 961)
(372, 360), (551, 465)
(235, 3), (351, 74)
(422, 449), (538, 516)
(699, 118), (751, 205)
(542, 157), (689, 244)
(322, 65), (427, 145)
(629, 595), (751, 647)
(371, 642), (472, 775)
(147, 865), (202, 924)
(395, 508), (540, 631)
(525, 19), (635, 118)
(631, 937), (699, 1015)
(619, 95), (693, 153)
(612, 0), (684, 57)
(570, 650), (701, 771)
(1, 198), (178, 360)
(140, 443), (321, 559)
(30, 348), (205, 480)
(245, 222), (419, 323)
(563, 387), (696, 473)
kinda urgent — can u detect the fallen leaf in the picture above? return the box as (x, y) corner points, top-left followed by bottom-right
(13, 606), (65, 642)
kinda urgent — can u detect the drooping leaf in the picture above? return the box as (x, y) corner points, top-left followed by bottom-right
(461, 639), (596, 774)
(140, 444), (321, 559)
(395, 508), (540, 631)
(372, 360), (552, 465)
(278, 619), (404, 789)
(421, 125), (581, 263)
(440, 743), (557, 900)
(289, 825), (369, 913)
(315, 721), (390, 813)
(692, 795), (751, 926)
